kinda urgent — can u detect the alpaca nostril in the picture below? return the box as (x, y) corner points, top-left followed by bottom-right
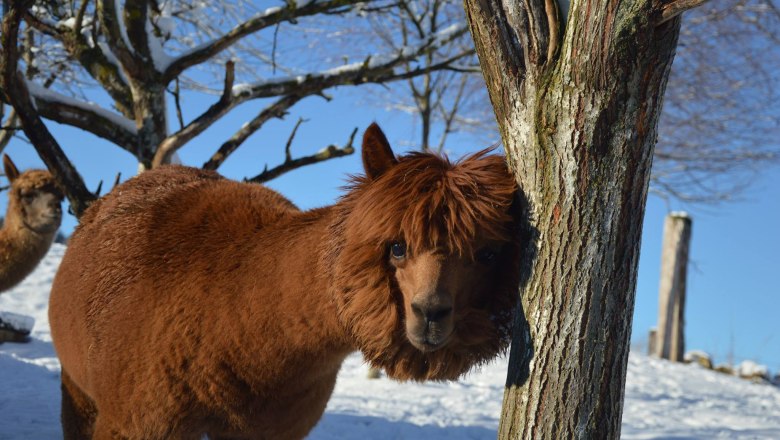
(411, 301), (452, 324)
(426, 306), (452, 323)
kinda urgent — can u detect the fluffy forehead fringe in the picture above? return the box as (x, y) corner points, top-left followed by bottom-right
(343, 149), (516, 254)
(13, 170), (61, 194)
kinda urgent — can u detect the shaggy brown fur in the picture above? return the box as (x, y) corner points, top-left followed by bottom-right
(49, 124), (521, 439)
(0, 155), (63, 293)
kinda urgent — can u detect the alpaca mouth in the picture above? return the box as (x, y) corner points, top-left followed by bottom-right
(408, 330), (452, 353)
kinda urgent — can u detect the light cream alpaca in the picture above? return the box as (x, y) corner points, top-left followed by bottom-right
(0, 155), (63, 342)
(0, 154), (63, 293)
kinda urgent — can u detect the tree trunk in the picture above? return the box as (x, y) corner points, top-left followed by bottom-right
(135, 83), (168, 170)
(655, 212), (692, 362)
(463, 0), (695, 438)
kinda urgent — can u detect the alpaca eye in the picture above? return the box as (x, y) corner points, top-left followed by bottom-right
(21, 191), (36, 202)
(390, 241), (407, 259)
(475, 247), (497, 264)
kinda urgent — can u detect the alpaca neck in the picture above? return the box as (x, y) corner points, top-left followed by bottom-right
(0, 206), (55, 292)
(233, 206), (354, 385)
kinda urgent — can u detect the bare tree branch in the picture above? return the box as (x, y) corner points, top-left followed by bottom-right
(24, 7), (134, 115)
(153, 60), (235, 167)
(658, 0), (711, 25)
(1, 0), (96, 218)
(161, 0), (371, 83)
(97, 0), (138, 73)
(284, 117), (307, 163)
(124, 0), (152, 63)
(25, 85), (138, 153)
(2, 0), (516, 194)
(171, 78), (184, 130)
(434, 72), (468, 153)
(75, 0), (92, 34)
(202, 94), (302, 171)
(245, 127), (358, 183)
(0, 107), (19, 153)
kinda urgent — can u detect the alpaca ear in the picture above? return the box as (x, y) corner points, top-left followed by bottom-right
(3, 155), (19, 183)
(362, 123), (398, 180)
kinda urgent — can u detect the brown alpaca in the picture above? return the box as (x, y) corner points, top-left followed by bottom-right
(49, 123), (521, 439)
(0, 155), (63, 293)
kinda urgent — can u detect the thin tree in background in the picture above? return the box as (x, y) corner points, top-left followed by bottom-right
(367, 0), (493, 152)
(652, 0), (780, 203)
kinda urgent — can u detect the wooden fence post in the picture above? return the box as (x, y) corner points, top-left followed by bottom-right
(648, 328), (657, 356)
(654, 212), (692, 362)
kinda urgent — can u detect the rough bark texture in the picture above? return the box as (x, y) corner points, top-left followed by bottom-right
(655, 213), (691, 362)
(463, 0), (690, 438)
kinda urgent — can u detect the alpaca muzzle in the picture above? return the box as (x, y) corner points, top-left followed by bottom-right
(407, 301), (454, 352)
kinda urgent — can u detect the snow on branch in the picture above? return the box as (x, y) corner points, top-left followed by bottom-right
(98, 0), (138, 72)
(158, 25), (471, 170)
(23, 7), (135, 115)
(161, 0), (370, 83)
(230, 24), (471, 101)
(25, 82), (138, 152)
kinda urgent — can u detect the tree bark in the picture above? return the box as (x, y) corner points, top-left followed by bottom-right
(463, 0), (696, 438)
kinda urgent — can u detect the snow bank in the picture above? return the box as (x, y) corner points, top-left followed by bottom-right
(737, 360), (770, 379)
(0, 311), (35, 334)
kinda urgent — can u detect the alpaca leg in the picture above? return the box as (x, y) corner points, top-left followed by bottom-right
(61, 370), (96, 439)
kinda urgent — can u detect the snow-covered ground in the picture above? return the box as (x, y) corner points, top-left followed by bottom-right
(1, 245), (779, 439)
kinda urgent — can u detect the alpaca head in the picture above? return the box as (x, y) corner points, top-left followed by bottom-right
(330, 123), (521, 381)
(3, 155), (64, 234)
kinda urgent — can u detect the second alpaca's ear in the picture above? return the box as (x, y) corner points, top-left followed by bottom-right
(3, 155), (20, 183)
(362, 123), (398, 180)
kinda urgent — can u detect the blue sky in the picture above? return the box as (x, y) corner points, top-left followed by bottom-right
(2, 86), (778, 374)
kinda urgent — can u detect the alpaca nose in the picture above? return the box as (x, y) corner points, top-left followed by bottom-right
(411, 301), (453, 324)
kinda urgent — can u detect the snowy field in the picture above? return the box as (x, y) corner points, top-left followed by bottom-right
(1, 245), (779, 439)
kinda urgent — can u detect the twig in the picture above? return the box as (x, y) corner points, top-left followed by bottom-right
(162, 0), (368, 83)
(285, 118), (307, 162)
(435, 73), (468, 153)
(272, 23), (280, 75)
(202, 94), (302, 171)
(246, 128), (358, 183)
(171, 77), (184, 130)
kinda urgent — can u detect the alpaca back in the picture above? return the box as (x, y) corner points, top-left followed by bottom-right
(50, 165), (303, 396)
